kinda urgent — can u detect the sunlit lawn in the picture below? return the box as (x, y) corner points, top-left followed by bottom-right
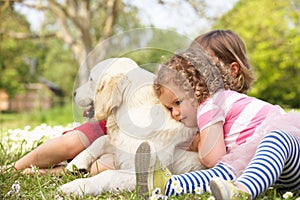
(0, 105), (299, 199)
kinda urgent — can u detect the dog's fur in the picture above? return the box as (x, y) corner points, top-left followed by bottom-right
(60, 58), (205, 196)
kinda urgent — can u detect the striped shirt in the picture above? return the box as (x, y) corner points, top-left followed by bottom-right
(197, 89), (283, 148)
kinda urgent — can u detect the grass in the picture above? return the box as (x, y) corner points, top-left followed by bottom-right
(0, 105), (300, 199)
(0, 103), (74, 130)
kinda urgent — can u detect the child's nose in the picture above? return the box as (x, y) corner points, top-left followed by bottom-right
(171, 109), (181, 121)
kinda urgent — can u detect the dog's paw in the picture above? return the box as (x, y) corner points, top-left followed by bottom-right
(66, 163), (80, 172)
(66, 151), (94, 172)
(66, 162), (89, 173)
(59, 178), (96, 196)
(59, 179), (87, 196)
(65, 165), (89, 177)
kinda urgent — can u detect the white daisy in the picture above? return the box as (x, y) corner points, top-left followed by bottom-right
(194, 186), (203, 194)
(6, 180), (20, 196)
(171, 180), (180, 188)
(175, 185), (183, 194)
(282, 191), (293, 199)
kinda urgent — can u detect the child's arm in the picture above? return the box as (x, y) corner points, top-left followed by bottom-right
(198, 121), (226, 168)
(187, 131), (200, 152)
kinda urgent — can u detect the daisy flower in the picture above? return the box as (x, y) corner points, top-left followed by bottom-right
(194, 186), (203, 194)
(171, 180), (180, 188)
(6, 180), (20, 196)
(283, 191), (293, 199)
(174, 185), (183, 194)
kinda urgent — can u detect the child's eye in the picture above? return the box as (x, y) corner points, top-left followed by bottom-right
(166, 106), (173, 112)
(175, 100), (182, 106)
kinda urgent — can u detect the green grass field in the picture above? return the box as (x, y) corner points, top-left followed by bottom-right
(0, 105), (299, 199)
(0, 103), (74, 130)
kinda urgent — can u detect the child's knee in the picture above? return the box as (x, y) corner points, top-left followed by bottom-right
(60, 130), (89, 157)
(90, 154), (116, 176)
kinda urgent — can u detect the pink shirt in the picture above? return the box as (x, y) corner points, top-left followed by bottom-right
(197, 89), (283, 148)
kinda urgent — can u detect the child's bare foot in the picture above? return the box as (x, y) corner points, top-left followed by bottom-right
(22, 165), (66, 176)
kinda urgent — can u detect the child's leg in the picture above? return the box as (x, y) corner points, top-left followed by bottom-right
(89, 153), (116, 176)
(235, 130), (300, 199)
(14, 130), (89, 170)
(165, 162), (235, 196)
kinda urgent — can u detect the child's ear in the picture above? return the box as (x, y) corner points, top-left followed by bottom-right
(229, 62), (240, 77)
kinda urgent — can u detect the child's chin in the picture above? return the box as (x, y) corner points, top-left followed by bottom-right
(182, 122), (197, 128)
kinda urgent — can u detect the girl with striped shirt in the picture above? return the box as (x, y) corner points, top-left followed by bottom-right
(149, 46), (300, 199)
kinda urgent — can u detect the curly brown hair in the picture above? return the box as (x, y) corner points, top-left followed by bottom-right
(153, 47), (234, 105)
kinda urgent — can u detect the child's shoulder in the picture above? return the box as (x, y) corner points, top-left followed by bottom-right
(215, 89), (246, 98)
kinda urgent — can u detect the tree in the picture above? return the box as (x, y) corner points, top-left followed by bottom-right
(2, 0), (216, 86)
(2, 0), (140, 86)
(213, 0), (300, 108)
(0, 2), (41, 97)
(2, 0), (232, 101)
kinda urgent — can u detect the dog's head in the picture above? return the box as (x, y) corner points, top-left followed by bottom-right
(93, 58), (168, 134)
(74, 58), (139, 108)
(92, 58), (141, 121)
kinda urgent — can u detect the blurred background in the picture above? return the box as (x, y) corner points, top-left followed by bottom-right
(0, 0), (299, 128)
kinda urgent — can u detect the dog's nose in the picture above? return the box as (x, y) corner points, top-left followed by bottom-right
(73, 91), (76, 97)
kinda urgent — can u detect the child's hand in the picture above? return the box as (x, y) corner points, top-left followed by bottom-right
(187, 131), (200, 152)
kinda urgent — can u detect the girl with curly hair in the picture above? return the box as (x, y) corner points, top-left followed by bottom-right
(136, 46), (300, 199)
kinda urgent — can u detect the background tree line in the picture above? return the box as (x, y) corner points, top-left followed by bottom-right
(214, 0), (300, 108)
(1, 0), (299, 108)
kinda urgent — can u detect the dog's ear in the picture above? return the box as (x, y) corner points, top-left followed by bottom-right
(94, 74), (130, 121)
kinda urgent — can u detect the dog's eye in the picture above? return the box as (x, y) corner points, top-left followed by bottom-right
(89, 77), (93, 82)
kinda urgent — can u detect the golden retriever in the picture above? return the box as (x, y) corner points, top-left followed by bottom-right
(60, 58), (204, 196)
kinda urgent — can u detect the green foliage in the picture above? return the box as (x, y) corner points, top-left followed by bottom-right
(94, 28), (192, 74)
(123, 29), (192, 73)
(1, 1), (145, 101)
(213, 0), (300, 108)
(0, 3), (71, 99)
(0, 4), (35, 97)
(41, 38), (77, 98)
